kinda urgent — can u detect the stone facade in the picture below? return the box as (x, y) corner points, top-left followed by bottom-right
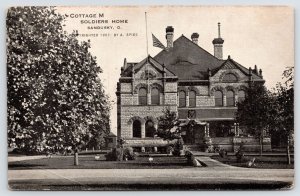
(116, 25), (270, 152)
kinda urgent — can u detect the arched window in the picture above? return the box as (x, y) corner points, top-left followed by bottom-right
(214, 91), (223, 106)
(222, 73), (238, 82)
(238, 90), (246, 103)
(189, 90), (196, 107)
(179, 91), (186, 107)
(226, 90), (235, 106)
(151, 88), (160, 105)
(145, 120), (155, 137)
(132, 120), (141, 138)
(139, 87), (147, 105)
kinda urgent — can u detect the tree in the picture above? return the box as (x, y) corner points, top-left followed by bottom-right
(235, 83), (274, 156)
(271, 67), (294, 164)
(7, 7), (110, 154)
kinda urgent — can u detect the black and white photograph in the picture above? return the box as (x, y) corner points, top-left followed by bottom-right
(6, 5), (294, 190)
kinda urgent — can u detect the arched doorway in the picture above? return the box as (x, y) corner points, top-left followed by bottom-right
(132, 120), (141, 138)
(145, 120), (155, 137)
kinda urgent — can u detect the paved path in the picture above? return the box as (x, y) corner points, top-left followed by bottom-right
(7, 155), (294, 190)
(195, 156), (236, 168)
(8, 167), (294, 190)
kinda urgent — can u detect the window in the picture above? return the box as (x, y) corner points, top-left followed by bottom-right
(179, 91), (186, 107)
(151, 88), (160, 105)
(145, 120), (155, 137)
(238, 90), (246, 103)
(132, 120), (141, 138)
(222, 73), (238, 82)
(226, 90), (235, 106)
(139, 87), (147, 105)
(214, 91), (223, 106)
(189, 90), (196, 107)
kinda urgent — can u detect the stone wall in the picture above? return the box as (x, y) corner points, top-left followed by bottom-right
(210, 137), (272, 152)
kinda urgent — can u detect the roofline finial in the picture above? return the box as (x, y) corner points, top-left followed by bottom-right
(218, 22), (221, 38)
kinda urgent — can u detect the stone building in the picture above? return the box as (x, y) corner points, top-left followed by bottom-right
(116, 24), (271, 152)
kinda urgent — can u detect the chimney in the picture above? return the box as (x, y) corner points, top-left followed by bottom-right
(259, 69), (263, 78)
(254, 65), (258, 74)
(212, 22), (224, 59)
(191, 33), (199, 45)
(166, 26), (174, 49)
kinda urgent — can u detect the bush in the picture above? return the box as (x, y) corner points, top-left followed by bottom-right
(105, 148), (117, 161)
(219, 149), (227, 158)
(123, 147), (136, 160)
(172, 138), (184, 156)
(185, 150), (194, 165)
(166, 145), (174, 155)
(105, 147), (136, 161)
(236, 149), (245, 163)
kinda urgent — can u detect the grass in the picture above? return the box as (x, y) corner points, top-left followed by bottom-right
(211, 155), (294, 169)
(8, 154), (192, 169)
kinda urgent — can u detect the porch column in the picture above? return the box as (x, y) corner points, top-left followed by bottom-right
(207, 123), (210, 137)
(141, 123), (145, 138)
(234, 123), (237, 136)
(186, 93), (189, 107)
(147, 92), (151, 105)
(204, 125), (207, 136)
(237, 123), (240, 136)
(223, 95), (227, 106)
(154, 123), (158, 138)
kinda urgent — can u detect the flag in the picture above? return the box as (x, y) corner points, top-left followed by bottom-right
(152, 34), (166, 49)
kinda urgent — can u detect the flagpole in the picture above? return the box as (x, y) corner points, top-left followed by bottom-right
(145, 12), (150, 95)
(145, 12), (149, 57)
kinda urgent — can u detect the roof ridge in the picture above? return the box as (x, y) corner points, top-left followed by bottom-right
(176, 35), (225, 63)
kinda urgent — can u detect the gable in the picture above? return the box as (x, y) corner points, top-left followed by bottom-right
(211, 58), (263, 81)
(154, 35), (224, 80)
(121, 56), (176, 78)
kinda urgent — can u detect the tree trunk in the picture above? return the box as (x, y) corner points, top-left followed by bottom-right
(74, 147), (79, 166)
(259, 134), (263, 157)
(286, 136), (291, 165)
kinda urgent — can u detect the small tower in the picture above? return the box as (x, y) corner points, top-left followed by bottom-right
(166, 26), (174, 49)
(212, 22), (224, 59)
(191, 33), (199, 45)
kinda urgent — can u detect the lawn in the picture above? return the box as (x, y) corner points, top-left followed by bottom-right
(211, 155), (294, 169)
(8, 154), (192, 170)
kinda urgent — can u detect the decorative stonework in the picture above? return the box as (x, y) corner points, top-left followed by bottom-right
(187, 86), (200, 95)
(128, 116), (145, 124)
(219, 70), (241, 82)
(210, 85), (225, 96)
(133, 83), (148, 93)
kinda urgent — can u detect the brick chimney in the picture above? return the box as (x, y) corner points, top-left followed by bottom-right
(191, 33), (199, 45)
(166, 26), (174, 49)
(212, 22), (224, 59)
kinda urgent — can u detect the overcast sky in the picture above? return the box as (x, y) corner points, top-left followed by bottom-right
(57, 6), (294, 133)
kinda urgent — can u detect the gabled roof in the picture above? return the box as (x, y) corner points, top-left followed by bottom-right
(121, 55), (176, 77)
(154, 35), (224, 80)
(154, 35), (262, 80)
(212, 57), (263, 80)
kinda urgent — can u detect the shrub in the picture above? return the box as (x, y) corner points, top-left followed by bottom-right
(236, 149), (245, 163)
(105, 147), (136, 161)
(166, 145), (174, 155)
(219, 149), (227, 158)
(123, 147), (136, 160)
(172, 139), (184, 156)
(105, 148), (117, 161)
(185, 150), (194, 165)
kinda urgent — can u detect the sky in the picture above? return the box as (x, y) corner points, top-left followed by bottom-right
(56, 6), (294, 134)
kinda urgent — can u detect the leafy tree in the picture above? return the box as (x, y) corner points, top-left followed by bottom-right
(270, 67), (294, 164)
(7, 6), (110, 154)
(235, 83), (274, 156)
